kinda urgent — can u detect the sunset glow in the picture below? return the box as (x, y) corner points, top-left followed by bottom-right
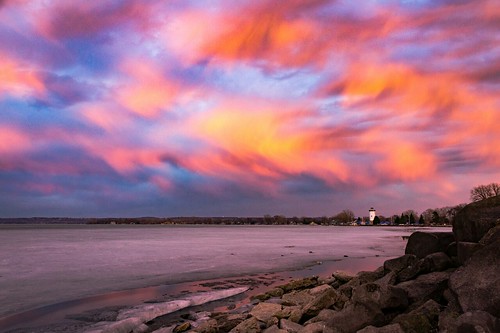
(0, 0), (498, 217)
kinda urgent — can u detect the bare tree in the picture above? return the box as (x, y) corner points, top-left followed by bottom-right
(470, 183), (499, 202)
(334, 209), (355, 223)
(490, 182), (500, 196)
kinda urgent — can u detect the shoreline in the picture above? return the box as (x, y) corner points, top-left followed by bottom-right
(1, 255), (395, 333)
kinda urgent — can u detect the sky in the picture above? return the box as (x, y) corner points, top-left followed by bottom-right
(0, 0), (499, 218)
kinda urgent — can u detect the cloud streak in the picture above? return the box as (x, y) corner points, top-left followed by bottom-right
(0, 0), (498, 217)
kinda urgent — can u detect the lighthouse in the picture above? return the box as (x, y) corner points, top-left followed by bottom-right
(369, 207), (376, 224)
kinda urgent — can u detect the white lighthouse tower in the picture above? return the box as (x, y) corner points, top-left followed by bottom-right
(369, 207), (376, 224)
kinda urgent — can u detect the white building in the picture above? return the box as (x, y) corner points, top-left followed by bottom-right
(369, 207), (376, 223)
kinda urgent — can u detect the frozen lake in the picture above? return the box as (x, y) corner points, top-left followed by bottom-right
(0, 224), (448, 322)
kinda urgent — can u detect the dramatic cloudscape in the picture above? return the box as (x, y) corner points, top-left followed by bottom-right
(0, 0), (498, 217)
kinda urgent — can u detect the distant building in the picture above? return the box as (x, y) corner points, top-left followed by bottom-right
(369, 207), (376, 223)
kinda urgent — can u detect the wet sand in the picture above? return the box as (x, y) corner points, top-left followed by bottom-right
(1, 255), (391, 333)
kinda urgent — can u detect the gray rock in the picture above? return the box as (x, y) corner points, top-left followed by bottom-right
(449, 238), (500, 316)
(300, 322), (329, 333)
(438, 309), (460, 333)
(324, 302), (385, 333)
(383, 255), (418, 274)
(455, 311), (500, 333)
(302, 286), (341, 320)
(453, 195), (500, 242)
(405, 232), (441, 258)
(332, 271), (354, 284)
(250, 302), (282, 323)
(446, 241), (458, 258)
(352, 283), (408, 311)
(263, 324), (287, 333)
(306, 308), (337, 324)
(479, 225), (500, 246)
(457, 241), (483, 265)
(282, 290), (315, 307)
(280, 277), (319, 293)
(279, 318), (304, 333)
(396, 271), (451, 304)
(338, 269), (384, 299)
(356, 323), (404, 333)
(275, 305), (301, 320)
(396, 259), (425, 282)
(392, 299), (441, 333)
(229, 317), (264, 333)
(422, 252), (452, 272)
(213, 313), (247, 332)
(375, 271), (397, 286)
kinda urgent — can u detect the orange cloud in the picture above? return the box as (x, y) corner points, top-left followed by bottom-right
(376, 142), (437, 181)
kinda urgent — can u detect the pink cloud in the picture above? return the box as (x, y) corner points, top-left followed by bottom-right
(0, 55), (45, 98)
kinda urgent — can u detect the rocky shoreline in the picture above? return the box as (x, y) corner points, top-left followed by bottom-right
(141, 197), (499, 333)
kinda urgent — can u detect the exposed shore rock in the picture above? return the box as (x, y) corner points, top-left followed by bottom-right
(453, 195), (500, 242)
(74, 197), (499, 333)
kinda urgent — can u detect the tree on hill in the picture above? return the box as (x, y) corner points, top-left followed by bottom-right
(470, 183), (500, 202)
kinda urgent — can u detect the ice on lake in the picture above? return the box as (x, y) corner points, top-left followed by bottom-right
(0, 224), (448, 320)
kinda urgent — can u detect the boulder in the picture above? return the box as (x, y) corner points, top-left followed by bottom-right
(262, 325), (287, 333)
(324, 302), (385, 333)
(453, 195), (500, 242)
(405, 232), (454, 258)
(332, 271), (354, 284)
(192, 319), (218, 333)
(455, 311), (500, 333)
(383, 255), (418, 274)
(250, 302), (282, 323)
(279, 277), (319, 293)
(392, 299), (441, 333)
(229, 317), (264, 333)
(456, 242), (483, 265)
(449, 238), (500, 316)
(479, 225), (500, 246)
(338, 268), (384, 299)
(396, 271), (451, 304)
(438, 309), (460, 333)
(301, 322), (330, 333)
(301, 286), (341, 320)
(351, 283), (408, 311)
(396, 259), (426, 282)
(278, 319), (304, 333)
(274, 305), (301, 321)
(282, 290), (314, 307)
(212, 313), (247, 332)
(356, 323), (404, 333)
(422, 252), (452, 272)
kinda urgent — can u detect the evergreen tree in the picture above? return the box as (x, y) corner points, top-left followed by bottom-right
(432, 211), (440, 224)
(418, 214), (424, 225)
(373, 216), (380, 225)
(409, 214), (416, 224)
(395, 216), (401, 225)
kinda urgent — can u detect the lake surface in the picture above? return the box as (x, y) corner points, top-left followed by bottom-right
(0, 224), (449, 324)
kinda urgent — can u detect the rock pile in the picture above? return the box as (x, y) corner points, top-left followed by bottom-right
(153, 197), (500, 333)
